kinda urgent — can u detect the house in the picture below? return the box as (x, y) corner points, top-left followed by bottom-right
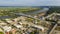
(31, 25), (44, 32)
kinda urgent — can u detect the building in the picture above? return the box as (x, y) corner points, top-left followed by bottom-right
(3, 26), (12, 34)
(31, 25), (44, 32)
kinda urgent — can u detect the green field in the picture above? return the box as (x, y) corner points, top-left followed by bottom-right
(0, 7), (41, 17)
(0, 32), (4, 34)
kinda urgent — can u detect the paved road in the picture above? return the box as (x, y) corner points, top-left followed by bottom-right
(0, 8), (49, 20)
(14, 8), (49, 20)
(14, 13), (41, 20)
(48, 24), (58, 34)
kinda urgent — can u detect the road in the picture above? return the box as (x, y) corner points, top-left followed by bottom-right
(48, 24), (58, 34)
(14, 13), (41, 20)
(14, 8), (49, 20)
(0, 8), (49, 20)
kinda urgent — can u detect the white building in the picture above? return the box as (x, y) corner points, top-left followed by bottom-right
(31, 25), (44, 32)
(3, 26), (12, 32)
(14, 24), (23, 28)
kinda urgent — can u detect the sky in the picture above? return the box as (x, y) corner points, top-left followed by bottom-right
(0, 0), (60, 6)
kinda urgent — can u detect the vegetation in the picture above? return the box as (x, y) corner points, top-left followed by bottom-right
(47, 7), (60, 14)
(0, 32), (4, 34)
(26, 18), (34, 22)
(30, 30), (39, 34)
(0, 7), (41, 17)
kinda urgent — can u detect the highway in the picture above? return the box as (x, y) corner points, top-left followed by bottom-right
(0, 8), (49, 20)
(0, 8), (49, 34)
(14, 8), (49, 20)
(14, 13), (41, 20)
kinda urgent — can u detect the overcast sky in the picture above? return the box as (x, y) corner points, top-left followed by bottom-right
(0, 0), (60, 6)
